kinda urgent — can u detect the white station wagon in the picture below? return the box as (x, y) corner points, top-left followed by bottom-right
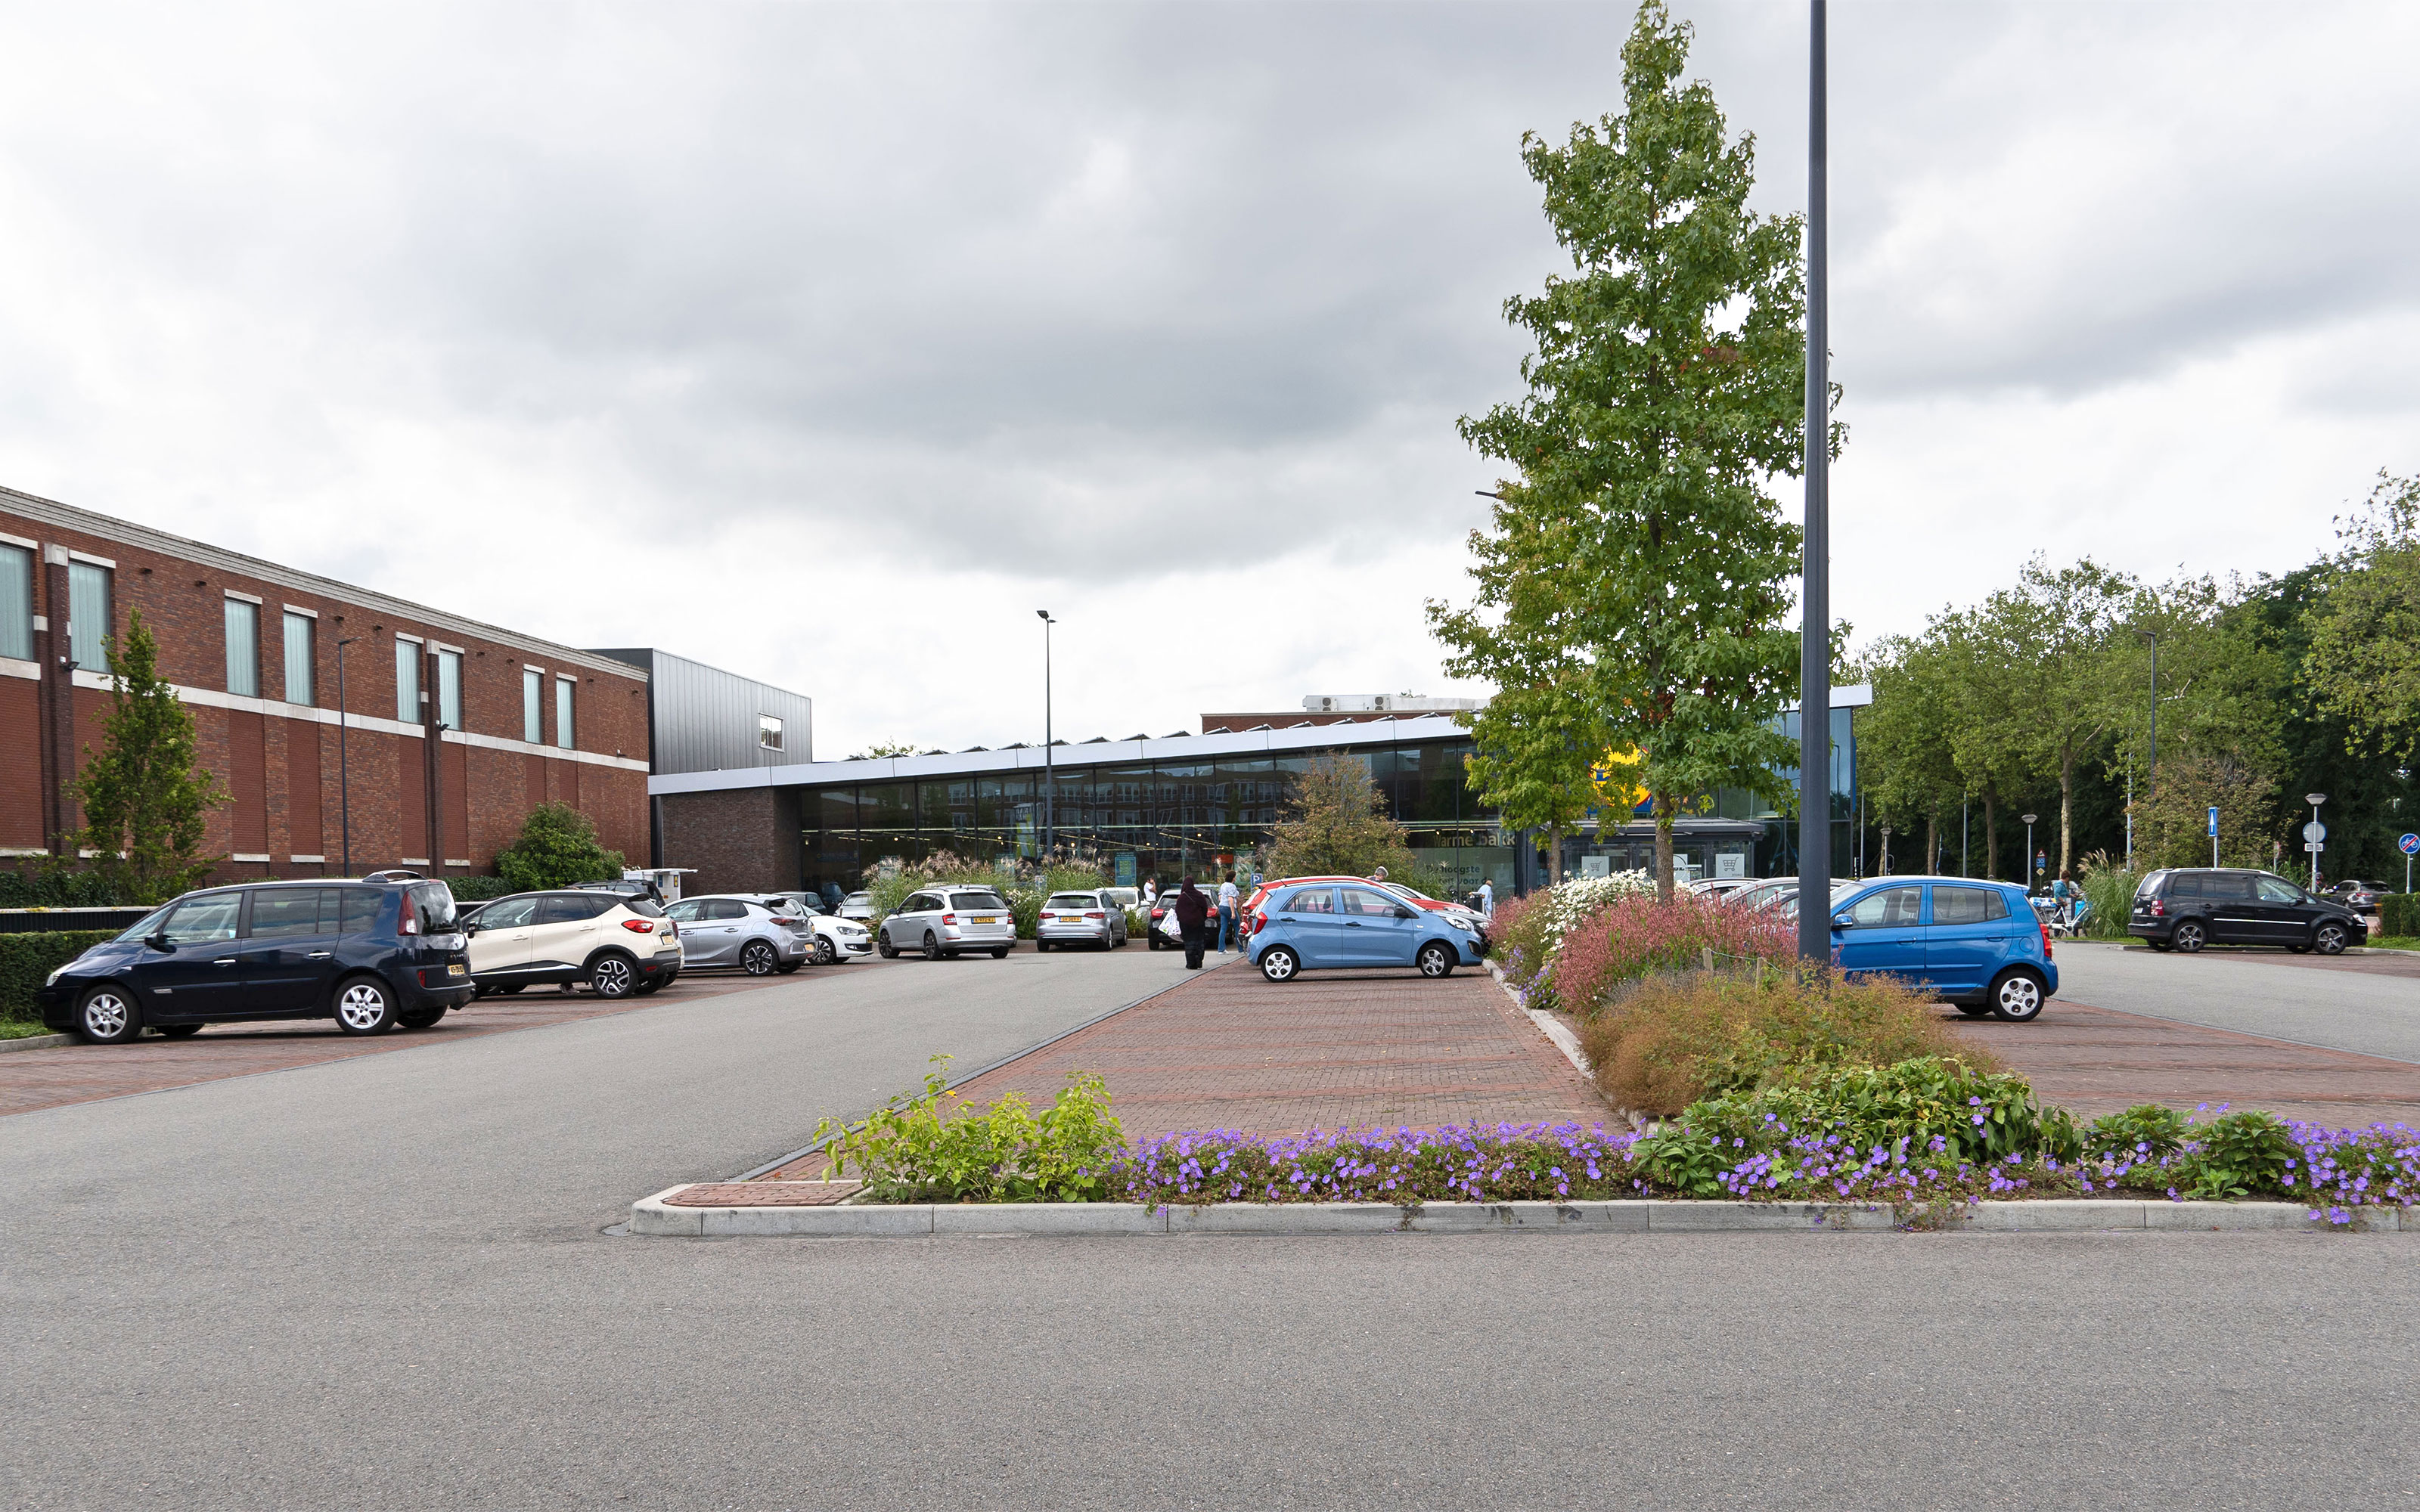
(877, 887), (1017, 960)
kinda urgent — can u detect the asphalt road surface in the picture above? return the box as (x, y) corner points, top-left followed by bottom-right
(7, 944), (2416, 1510)
(2053, 940), (2420, 1064)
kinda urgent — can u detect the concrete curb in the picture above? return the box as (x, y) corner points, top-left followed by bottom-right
(0, 1032), (76, 1053)
(625, 1188), (2409, 1238)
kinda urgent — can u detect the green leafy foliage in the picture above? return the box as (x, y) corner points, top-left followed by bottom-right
(1683, 1056), (2054, 1167)
(68, 610), (231, 905)
(1437, 2), (1820, 900)
(2170, 1110), (2297, 1201)
(493, 803), (625, 893)
(0, 860), (137, 908)
(2082, 1103), (2192, 1162)
(2382, 894), (2420, 939)
(814, 1058), (1125, 1203)
(442, 875), (523, 902)
(2306, 472), (2420, 767)
(0, 931), (118, 1023)
(1264, 753), (1414, 881)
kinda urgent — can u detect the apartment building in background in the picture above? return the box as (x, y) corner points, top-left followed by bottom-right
(0, 485), (652, 880)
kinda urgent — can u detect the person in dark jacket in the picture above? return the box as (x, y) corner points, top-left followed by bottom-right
(1175, 875), (1210, 970)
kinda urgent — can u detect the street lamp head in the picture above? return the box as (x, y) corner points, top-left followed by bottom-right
(2021, 813), (2038, 826)
(2307, 793), (2327, 807)
(1036, 609), (1053, 621)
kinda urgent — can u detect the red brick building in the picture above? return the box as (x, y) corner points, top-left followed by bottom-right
(0, 485), (650, 882)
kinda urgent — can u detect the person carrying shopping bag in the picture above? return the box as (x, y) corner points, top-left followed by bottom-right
(1175, 876), (1210, 969)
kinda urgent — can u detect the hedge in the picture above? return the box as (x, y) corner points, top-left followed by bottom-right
(2382, 893), (2419, 940)
(0, 931), (117, 1022)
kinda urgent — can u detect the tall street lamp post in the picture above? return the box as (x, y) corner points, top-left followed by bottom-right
(1795, 0), (1832, 964)
(1036, 610), (1057, 857)
(2306, 792), (2327, 891)
(336, 637), (358, 876)
(2022, 813), (2039, 891)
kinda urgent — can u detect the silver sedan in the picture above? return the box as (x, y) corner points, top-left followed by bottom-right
(1035, 891), (1128, 952)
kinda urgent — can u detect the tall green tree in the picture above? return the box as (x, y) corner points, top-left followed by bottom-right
(1440, 2), (1824, 900)
(2307, 472), (2420, 768)
(495, 802), (625, 892)
(1856, 633), (1963, 872)
(68, 609), (231, 903)
(1266, 754), (1414, 881)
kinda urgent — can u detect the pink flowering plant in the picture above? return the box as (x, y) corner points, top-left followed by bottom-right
(1505, 891), (1792, 1017)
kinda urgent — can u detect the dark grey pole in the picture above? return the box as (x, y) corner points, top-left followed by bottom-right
(1795, 0), (1831, 963)
(337, 637), (356, 875)
(1037, 609), (1055, 855)
(2146, 631), (2158, 811)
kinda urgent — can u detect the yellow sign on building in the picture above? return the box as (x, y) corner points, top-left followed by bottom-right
(1591, 748), (1648, 816)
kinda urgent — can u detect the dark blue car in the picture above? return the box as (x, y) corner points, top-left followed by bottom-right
(37, 877), (475, 1043)
(1827, 876), (2057, 1022)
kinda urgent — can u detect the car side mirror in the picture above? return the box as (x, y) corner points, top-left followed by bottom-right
(145, 931), (172, 953)
(462, 921), (483, 935)
(1396, 906), (1418, 919)
(1830, 911), (1854, 930)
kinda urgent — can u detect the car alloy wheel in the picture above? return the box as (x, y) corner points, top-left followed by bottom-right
(1260, 946), (1298, 983)
(877, 931), (898, 959)
(812, 937), (837, 965)
(1991, 971), (2044, 1023)
(590, 955), (637, 999)
(740, 940), (779, 975)
(1416, 941), (1454, 978)
(2314, 922), (2348, 956)
(921, 931), (942, 962)
(2172, 921), (2206, 953)
(78, 986), (139, 1044)
(334, 978), (398, 1035)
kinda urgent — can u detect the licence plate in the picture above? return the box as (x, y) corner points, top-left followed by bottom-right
(974, 916), (1000, 924)
(447, 963), (466, 977)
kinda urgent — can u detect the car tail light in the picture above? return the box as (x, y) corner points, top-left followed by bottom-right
(1084, 910), (1106, 919)
(2040, 916), (2054, 960)
(399, 910), (419, 936)
(2149, 900), (2165, 917)
(942, 912), (957, 926)
(620, 919), (655, 934)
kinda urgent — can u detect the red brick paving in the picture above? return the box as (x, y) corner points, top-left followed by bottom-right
(838, 959), (1616, 1149)
(666, 1181), (860, 1207)
(0, 974), (776, 1119)
(1947, 999), (2420, 1129)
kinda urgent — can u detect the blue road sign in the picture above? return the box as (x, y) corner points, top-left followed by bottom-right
(2401, 833), (2420, 857)
(2207, 805), (2219, 838)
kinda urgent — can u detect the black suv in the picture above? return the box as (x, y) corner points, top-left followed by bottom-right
(2128, 869), (2368, 956)
(37, 878), (474, 1044)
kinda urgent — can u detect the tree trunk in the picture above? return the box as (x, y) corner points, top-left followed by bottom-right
(1984, 792), (2000, 881)
(2059, 747), (2075, 881)
(1546, 826), (1563, 886)
(1653, 794), (1676, 902)
(1925, 812), (1939, 875)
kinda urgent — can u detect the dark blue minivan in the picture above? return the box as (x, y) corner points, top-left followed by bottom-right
(37, 877), (474, 1043)
(1826, 875), (2057, 1022)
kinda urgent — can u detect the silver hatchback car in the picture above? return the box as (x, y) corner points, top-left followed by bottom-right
(660, 895), (812, 975)
(877, 886), (1018, 960)
(1035, 890), (1128, 952)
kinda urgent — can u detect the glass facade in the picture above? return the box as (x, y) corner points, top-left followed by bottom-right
(796, 737), (1514, 897)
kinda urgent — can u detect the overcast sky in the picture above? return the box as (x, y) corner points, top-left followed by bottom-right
(2, 1), (2413, 758)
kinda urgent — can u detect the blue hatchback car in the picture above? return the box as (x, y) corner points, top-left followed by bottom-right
(1826, 875), (2056, 1021)
(1249, 881), (1487, 983)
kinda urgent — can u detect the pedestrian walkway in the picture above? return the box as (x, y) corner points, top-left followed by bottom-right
(1949, 999), (2420, 1129)
(917, 959), (1613, 1142)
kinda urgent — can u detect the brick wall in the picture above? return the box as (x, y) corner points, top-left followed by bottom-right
(0, 493), (653, 883)
(658, 787), (802, 896)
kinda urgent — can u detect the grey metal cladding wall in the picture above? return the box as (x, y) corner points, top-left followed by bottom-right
(643, 649), (815, 775)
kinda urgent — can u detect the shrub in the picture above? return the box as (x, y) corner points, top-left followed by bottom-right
(1494, 872), (1655, 993)
(1541, 894), (1792, 1015)
(494, 804), (625, 892)
(0, 860), (137, 909)
(1683, 1056), (2059, 1167)
(814, 1059), (1126, 1203)
(2076, 854), (2139, 940)
(2082, 1103), (2192, 1162)
(0, 931), (119, 1023)
(443, 875), (520, 903)
(1120, 1120), (1637, 1207)
(2171, 1109), (2296, 1201)
(2383, 893), (2420, 940)
(1578, 968), (1994, 1114)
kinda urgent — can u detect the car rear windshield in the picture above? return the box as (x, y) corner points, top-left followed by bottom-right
(951, 891), (1010, 912)
(1047, 894), (1097, 909)
(623, 897), (664, 919)
(2137, 871), (2170, 897)
(408, 883), (458, 932)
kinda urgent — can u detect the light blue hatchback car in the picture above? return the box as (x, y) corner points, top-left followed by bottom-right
(1826, 875), (2057, 1022)
(1250, 881), (1487, 983)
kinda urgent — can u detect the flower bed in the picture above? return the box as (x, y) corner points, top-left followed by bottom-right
(1495, 880), (1791, 1016)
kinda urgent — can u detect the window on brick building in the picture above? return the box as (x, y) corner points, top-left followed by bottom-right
(523, 669), (543, 743)
(436, 649), (463, 730)
(67, 560), (111, 671)
(555, 676), (575, 750)
(0, 543), (30, 661)
(396, 638), (421, 723)
(224, 597), (260, 698)
(282, 612), (315, 706)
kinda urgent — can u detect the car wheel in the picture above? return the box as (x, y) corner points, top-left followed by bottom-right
(740, 940), (780, 976)
(991, 947), (1008, 959)
(155, 1022), (204, 1039)
(1990, 969), (2046, 1023)
(877, 931), (898, 959)
(397, 1009), (445, 1031)
(922, 931), (942, 961)
(332, 976), (399, 1035)
(76, 984), (142, 1044)
(1416, 941), (1455, 978)
(589, 954), (638, 1000)
(1260, 946), (1299, 983)
(2313, 922), (2349, 956)
(1147, 934), (1162, 951)
(812, 937), (837, 965)
(2171, 920), (2207, 953)
(1035, 938), (1050, 953)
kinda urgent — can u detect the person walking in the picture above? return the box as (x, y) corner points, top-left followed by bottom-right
(1142, 877), (1157, 908)
(1477, 878), (1494, 919)
(1216, 871), (1239, 953)
(1175, 875), (1209, 970)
